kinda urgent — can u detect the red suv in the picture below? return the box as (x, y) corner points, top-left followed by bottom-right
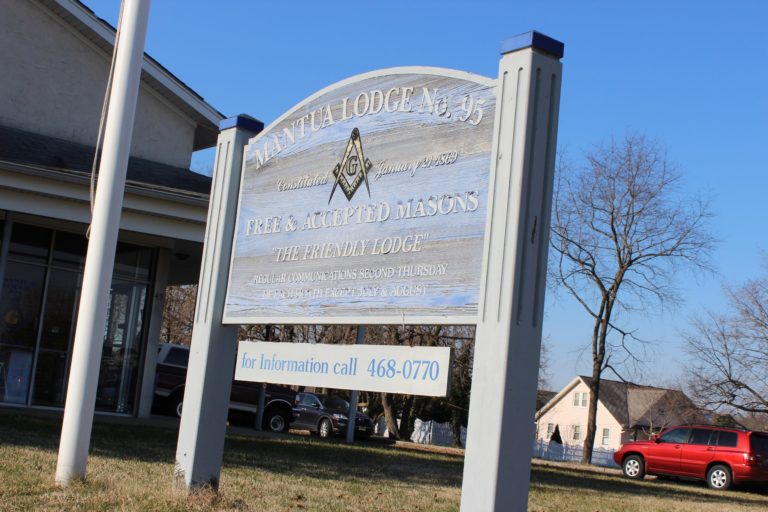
(614, 426), (768, 490)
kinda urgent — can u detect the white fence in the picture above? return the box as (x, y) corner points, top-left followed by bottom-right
(532, 439), (619, 468)
(374, 418), (467, 447)
(372, 419), (617, 465)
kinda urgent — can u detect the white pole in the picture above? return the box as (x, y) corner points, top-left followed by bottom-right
(56, 0), (151, 485)
(345, 325), (366, 443)
(460, 32), (563, 511)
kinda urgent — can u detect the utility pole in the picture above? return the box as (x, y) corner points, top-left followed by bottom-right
(56, 0), (151, 485)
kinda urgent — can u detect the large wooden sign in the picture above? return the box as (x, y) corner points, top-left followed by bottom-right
(223, 68), (496, 324)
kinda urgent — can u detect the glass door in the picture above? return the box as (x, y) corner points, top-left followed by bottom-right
(0, 261), (45, 404)
(31, 269), (81, 406)
(96, 280), (147, 414)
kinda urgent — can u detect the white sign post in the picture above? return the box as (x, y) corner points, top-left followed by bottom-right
(174, 115), (263, 488)
(176, 31), (563, 511)
(460, 33), (563, 510)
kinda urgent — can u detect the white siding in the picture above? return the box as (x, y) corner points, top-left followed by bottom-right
(0, 0), (195, 168)
(536, 379), (625, 452)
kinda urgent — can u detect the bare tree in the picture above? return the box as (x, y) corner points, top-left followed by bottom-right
(538, 338), (551, 391)
(550, 134), (715, 463)
(160, 285), (198, 345)
(359, 324), (474, 445)
(687, 267), (768, 415)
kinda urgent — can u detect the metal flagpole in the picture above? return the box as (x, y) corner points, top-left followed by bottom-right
(55, 0), (152, 485)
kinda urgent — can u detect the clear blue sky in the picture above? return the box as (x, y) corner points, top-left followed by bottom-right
(87, 0), (768, 391)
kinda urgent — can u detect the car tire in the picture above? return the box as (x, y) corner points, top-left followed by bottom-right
(318, 418), (332, 439)
(264, 409), (290, 433)
(622, 455), (645, 480)
(169, 393), (183, 419)
(707, 464), (732, 491)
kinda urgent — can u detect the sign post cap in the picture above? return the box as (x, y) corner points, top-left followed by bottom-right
(500, 31), (564, 59)
(219, 114), (264, 133)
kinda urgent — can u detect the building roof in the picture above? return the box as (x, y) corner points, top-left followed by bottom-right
(0, 124), (211, 197)
(536, 375), (703, 429)
(536, 390), (557, 411)
(38, 0), (224, 149)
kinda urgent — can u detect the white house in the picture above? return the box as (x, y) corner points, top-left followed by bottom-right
(0, 0), (254, 418)
(535, 376), (703, 452)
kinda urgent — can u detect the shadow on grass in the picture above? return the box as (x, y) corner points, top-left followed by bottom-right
(0, 412), (179, 463)
(531, 464), (768, 507)
(0, 412), (463, 488)
(222, 433), (464, 487)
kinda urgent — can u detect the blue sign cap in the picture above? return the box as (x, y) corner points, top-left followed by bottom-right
(219, 114), (264, 133)
(500, 31), (564, 59)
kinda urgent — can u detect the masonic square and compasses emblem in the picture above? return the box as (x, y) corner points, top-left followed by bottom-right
(328, 128), (373, 202)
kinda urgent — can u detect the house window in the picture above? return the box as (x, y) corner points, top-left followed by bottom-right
(573, 391), (588, 407)
(602, 428), (610, 445)
(573, 425), (581, 441)
(547, 423), (554, 437)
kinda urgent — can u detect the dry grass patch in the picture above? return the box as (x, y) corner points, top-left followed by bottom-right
(3, 412), (768, 511)
(529, 461), (768, 512)
(0, 413), (461, 511)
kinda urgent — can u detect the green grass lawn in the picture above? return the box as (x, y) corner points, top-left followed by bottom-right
(1, 412), (768, 511)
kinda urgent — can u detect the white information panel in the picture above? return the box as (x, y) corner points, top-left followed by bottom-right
(224, 68), (496, 325)
(235, 341), (451, 396)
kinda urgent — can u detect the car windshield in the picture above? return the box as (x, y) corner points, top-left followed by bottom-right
(320, 396), (349, 410)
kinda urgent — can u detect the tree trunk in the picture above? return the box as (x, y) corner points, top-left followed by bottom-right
(398, 395), (415, 440)
(450, 407), (464, 448)
(381, 392), (400, 439)
(582, 295), (614, 464)
(582, 363), (601, 464)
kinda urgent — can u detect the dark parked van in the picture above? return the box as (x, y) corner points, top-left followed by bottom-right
(153, 343), (295, 432)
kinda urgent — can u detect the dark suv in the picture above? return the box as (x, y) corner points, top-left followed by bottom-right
(614, 425), (768, 490)
(292, 392), (374, 438)
(153, 343), (295, 432)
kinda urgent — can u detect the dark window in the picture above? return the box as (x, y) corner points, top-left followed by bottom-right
(164, 347), (189, 367)
(716, 431), (738, 448)
(320, 395), (349, 410)
(690, 428), (715, 445)
(659, 428), (691, 444)
(9, 224), (51, 263)
(39, 270), (80, 351)
(0, 261), (46, 404)
(750, 434), (768, 454)
(0, 261), (46, 349)
(52, 231), (87, 269)
(300, 394), (321, 407)
(114, 243), (152, 280)
(31, 350), (68, 407)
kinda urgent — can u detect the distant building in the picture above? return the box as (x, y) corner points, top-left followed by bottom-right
(536, 390), (556, 412)
(535, 376), (704, 452)
(0, 0), (227, 417)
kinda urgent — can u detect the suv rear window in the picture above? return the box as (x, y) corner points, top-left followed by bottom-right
(164, 347), (190, 367)
(716, 431), (738, 447)
(689, 428), (715, 445)
(750, 434), (768, 454)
